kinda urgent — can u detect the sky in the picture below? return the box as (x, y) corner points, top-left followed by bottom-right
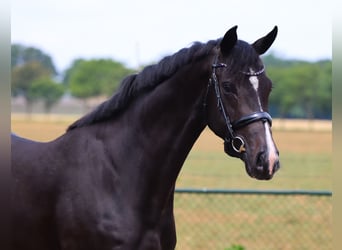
(11, 0), (332, 73)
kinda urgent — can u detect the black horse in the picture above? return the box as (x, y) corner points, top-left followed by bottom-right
(12, 26), (279, 250)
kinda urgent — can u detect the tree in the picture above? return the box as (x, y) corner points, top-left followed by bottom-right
(312, 60), (331, 118)
(11, 44), (58, 113)
(11, 61), (53, 113)
(265, 54), (331, 119)
(11, 44), (57, 75)
(27, 79), (65, 114)
(65, 59), (134, 109)
(62, 59), (84, 87)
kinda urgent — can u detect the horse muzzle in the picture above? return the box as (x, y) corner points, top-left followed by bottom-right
(245, 149), (280, 180)
(224, 140), (280, 180)
(251, 150), (280, 180)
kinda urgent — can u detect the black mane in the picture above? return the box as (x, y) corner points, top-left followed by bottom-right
(67, 40), (221, 131)
(67, 39), (259, 131)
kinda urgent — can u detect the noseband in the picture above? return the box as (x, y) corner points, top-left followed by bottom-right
(206, 56), (272, 154)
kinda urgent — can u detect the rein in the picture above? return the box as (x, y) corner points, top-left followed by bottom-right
(205, 56), (272, 154)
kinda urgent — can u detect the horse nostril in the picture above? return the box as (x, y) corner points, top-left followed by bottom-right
(256, 151), (267, 167)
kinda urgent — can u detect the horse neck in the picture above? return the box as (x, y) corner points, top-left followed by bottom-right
(104, 57), (212, 211)
(137, 58), (211, 162)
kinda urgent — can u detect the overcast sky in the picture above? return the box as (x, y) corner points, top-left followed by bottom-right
(11, 0), (332, 73)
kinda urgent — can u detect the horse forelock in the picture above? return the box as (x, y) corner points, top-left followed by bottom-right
(229, 40), (263, 73)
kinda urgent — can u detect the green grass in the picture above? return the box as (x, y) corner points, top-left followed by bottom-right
(174, 193), (332, 250)
(174, 150), (332, 249)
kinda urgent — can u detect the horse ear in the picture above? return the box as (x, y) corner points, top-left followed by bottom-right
(220, 26), (238, 55)
(252, 26), (278, 55)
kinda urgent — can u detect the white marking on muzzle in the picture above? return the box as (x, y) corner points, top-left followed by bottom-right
(264, 122), (278, 175)
(249, 68), (278, 175)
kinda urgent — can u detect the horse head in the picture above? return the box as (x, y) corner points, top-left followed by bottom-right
(206, 26), (280, 180)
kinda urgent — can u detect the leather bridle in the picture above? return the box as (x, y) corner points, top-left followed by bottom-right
(205, 56), (272, 154)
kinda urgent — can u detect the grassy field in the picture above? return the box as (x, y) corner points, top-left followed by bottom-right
(173, 193), (331, 250)
(11, 114), (332, 250)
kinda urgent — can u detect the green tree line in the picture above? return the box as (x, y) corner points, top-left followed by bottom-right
(263, 55), (331, 119)
(11, 44), (331, 119)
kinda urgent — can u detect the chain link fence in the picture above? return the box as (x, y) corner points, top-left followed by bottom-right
(173, 189), (332, 250)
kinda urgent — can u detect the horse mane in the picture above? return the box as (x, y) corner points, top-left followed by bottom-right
(67, 39), (221, 131)
(67, 38), (259, 131)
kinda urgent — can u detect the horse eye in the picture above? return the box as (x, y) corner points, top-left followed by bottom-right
(222, 82), (237, 94)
